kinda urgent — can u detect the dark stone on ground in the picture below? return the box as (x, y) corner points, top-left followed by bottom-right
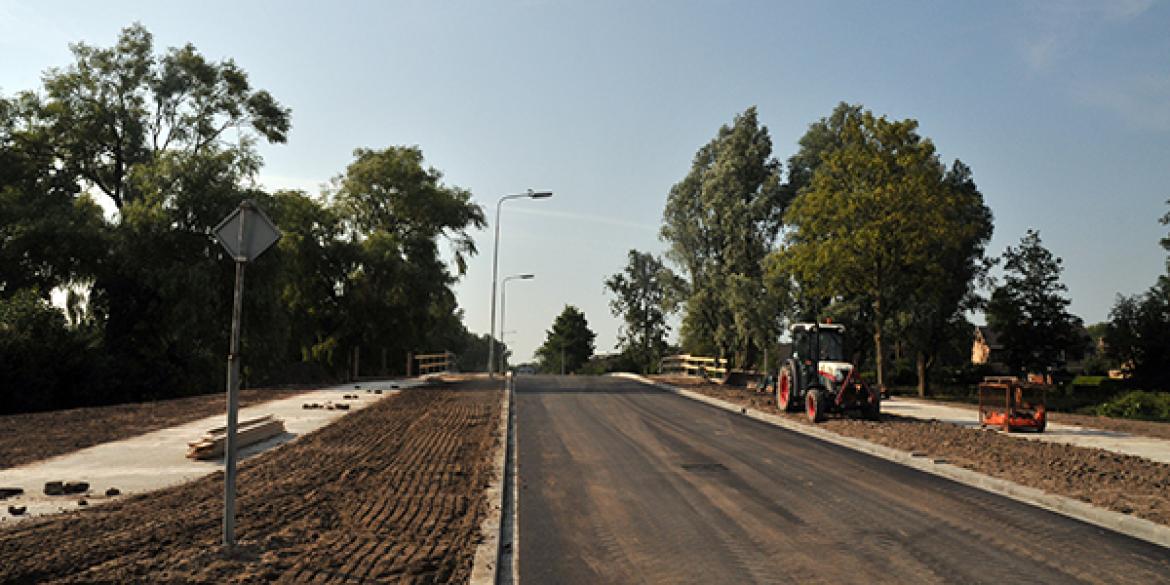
(63, 481), (89, 494)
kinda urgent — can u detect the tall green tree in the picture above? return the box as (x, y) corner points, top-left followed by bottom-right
(660, 107), (786, 367)
(268, 189), (355, 374)
(536, 305), (597, 374)
(37, 24), (292, 399)
(333, 146), (486, 374)
(36, 23), (289, 210)
(776, 104), (963, 389)
(604, 250), (683, 373)
(986, 229), (1084, 375)
(1, 23), (294, 403)
(901, 161), (994, 396)
(1104, 200), (1170, 388)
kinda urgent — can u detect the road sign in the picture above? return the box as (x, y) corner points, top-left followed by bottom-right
(214, 200), (281, 262)
(213, 199), (281, 551)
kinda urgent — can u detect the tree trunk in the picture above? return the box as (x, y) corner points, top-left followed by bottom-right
(870, 294), (884, 390)
(916, 351), (929, 397)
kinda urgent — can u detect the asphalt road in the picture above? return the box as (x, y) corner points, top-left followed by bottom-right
(515, 375), (1170, 585)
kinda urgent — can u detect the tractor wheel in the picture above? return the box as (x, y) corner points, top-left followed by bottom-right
(777, 366), (798, 412)
(806, 388), (826, 423)
(861, 385), (881, 421)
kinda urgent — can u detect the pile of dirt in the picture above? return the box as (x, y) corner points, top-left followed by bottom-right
(0, 381), (502, 584)
(653, 376), (1170, 527)
(0, 387), (312, 470)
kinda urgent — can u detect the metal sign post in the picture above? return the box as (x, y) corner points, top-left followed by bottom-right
(213, 200), (280, 550)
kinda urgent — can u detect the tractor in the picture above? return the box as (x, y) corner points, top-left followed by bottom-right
(772, 323), (880, 422)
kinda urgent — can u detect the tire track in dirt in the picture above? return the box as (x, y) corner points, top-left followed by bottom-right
(0, 379), (502, 584)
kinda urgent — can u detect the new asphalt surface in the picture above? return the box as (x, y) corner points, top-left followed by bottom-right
(516, 375), (1170, 584)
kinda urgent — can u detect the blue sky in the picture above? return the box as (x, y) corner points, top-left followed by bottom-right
(2, 1), (1168, 362)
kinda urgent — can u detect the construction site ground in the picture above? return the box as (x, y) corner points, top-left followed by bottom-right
(650, 376), (1170, 528)
(0, 378), (502, 584)
(0, 379), (428, 522)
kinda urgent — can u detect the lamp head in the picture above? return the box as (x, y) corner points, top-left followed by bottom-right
(528, 189), (553, 199)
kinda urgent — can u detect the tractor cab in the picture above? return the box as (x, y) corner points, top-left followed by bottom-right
(791, 323), (847, 363)
(791, 323), (852, 390)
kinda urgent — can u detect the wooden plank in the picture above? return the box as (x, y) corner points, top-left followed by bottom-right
(187, 418), (286, 460)
(200, 414), (274, 437)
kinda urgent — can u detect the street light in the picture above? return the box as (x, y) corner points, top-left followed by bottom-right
(500, 273), (534, 373)
(488, 190), (552, 378)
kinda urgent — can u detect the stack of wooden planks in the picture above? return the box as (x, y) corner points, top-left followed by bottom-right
(186, 414), (285, 460)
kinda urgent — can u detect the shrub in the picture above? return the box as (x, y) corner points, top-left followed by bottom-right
(1095, 390), (1170, 422)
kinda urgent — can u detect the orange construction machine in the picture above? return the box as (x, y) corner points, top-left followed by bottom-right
(977, 377), (1047, 433)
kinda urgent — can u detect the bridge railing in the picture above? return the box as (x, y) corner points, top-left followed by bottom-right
(658, 354), (728, 378)
(412, 351), (456, 376)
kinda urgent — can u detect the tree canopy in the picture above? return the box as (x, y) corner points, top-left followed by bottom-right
(0, 24), (486, 413)
(536, 305), (597, 374)
(604, 250), (683, 373)
(35, 23), (289, 210)
(660, 106), (786, 367)
(986, 229), (1084, 375)
(775, 103), (992, 390)
(1104, 201), (1170, 389)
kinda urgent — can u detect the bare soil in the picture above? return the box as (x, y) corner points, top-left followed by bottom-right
(653, 376), (1170, 527)
(0, 380), (502, 584)
(0, 387), (312, 470)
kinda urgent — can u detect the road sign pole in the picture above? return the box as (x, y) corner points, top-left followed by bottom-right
(223, 203), (250, 550)
(223, 258), (245, 549)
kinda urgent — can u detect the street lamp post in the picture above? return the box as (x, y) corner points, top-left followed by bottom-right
(489, 190), (552, 378)
(500, 273), (534, 373)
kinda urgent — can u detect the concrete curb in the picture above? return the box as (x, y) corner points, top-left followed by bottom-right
(470, 378), (512, 584)
(614, 372), (1170, 550)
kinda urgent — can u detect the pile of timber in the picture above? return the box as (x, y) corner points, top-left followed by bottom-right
(186, 414), (285, 460)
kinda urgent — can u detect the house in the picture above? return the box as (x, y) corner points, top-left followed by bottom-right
(971, 326), (1005, 368)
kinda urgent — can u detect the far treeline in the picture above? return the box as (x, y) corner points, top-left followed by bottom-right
(605, 105), (1170, 401)
(0, 25), (503, 414)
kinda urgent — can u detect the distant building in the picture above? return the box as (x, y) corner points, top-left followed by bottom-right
(971, 326), (1005, 368)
